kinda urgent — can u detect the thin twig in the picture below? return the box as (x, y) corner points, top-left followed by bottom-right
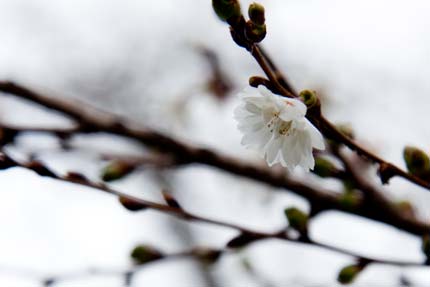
(0, 248), (225, 286)
(0, 152), (426, 268)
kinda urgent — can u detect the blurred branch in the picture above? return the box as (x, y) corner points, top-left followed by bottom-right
(0, 81), (427, 236)
(0, 123), (77, 146)
(257, 46), (296, 95)
(0, 248), (223, 286)
(0, 152), (426, 269)
(197, 46), (234, 100)
(334, 147), (421, 232)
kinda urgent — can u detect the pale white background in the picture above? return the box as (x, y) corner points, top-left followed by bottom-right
(0, 0), (430, 286)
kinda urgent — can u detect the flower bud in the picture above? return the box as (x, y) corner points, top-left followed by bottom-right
(403, 146), (430, 178)
(162, 191), (182, 209)
(299, 90), (319, 109)
(27, 161), (57, 178)
(131, 245), (163, 265)
(245, 21), (266, 43)
(193, 247), (221, 264)
(284, 207), (308, 234)
(312, 157), (336, 178)
(248, 3), (265, 26)
(119, 196), (147, 212)
(337, 264), (362, 284)
(65, 172), (89, 184)
(226, 232), (260, 248)
(340, 190), (361, 211)
(101, 161), (135, 182)
(337, 124), (355, 140)
(212, 0), (241, 22)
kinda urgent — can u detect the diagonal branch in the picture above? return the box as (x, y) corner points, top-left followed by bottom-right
(0, 151), (426, 268)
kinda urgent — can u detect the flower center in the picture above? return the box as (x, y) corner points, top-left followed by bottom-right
(278, 121), (292, 136)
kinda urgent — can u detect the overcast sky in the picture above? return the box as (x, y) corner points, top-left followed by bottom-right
(0, 0), (430, 286)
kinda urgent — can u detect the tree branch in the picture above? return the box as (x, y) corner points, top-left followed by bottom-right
(0, 152), (426, 269)
(0, 81), (427, 236)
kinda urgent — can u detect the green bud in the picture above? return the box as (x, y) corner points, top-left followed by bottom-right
(337, 124), (355, 140)
(340, 190), (361, 211)
(312, 157), (336, 178)
(299, 90), (319, 109)
(248, 3), (265, 26)
(226, 232), (260, 248)
(130, 245), (163, 265)
(403, 146), (430, 178)
(212, 0), (241, 22)
(342, 179), (355, 192)
(101, 161), (135, 182)
(245, 21), (266, 43)
(284, 207), (308, 234)
(119, 196), (147, 212)
(422, 234), (430, 259)
(337, 265), (362, 284)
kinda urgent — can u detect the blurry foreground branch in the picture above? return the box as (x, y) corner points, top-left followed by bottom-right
(0, 152), (426, 274)
(0, 81), (427, 236)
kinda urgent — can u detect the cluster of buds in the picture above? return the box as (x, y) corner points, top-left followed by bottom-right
(212, 0), (267, 44)
(245, 3), (266, 43)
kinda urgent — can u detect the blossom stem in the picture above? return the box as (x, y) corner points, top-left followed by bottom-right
(256, 45), (297, 95)
(250, 45), (296, 98)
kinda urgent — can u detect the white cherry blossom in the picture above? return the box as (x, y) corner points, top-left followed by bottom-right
(234, 85), (325, 171)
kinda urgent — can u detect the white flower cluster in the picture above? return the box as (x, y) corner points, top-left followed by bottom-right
(234, 85), (325, 171)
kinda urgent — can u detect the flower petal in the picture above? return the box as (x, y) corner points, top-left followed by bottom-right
(278, 97), (307, 121)
(265, 137), (283, 166)
(303, 118), (325, 150)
